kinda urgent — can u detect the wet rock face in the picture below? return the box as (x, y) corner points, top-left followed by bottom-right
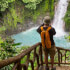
(65, 27), (70, 32)
(4, 16), (43, 36)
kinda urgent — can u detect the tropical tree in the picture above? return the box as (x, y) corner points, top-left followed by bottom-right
(0, 0), (15, 11)
(21, 0), (43, 10)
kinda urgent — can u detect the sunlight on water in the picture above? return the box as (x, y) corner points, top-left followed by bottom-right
(12, 27), (70, 49)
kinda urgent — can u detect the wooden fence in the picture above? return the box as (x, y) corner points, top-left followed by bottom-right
(0, 42), (70, 70)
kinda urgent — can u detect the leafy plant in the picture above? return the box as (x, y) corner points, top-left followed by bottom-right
(0, 26), (6, 32)
(0, 37), (3, 45)
(22, 0), (43, 10)
(64, 3), (70, 31)
(65, 32), (70, 41)
(0, 0), (15, 11)
(0, 37), (21, 60)
(0, 37), (21, 70)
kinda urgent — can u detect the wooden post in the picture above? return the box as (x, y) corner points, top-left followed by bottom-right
(22, 64), (27, 70)
(26, 53), (30, 69)
(40, 44), (43, 65)
(61, 53), (62, 63)
(17, 60), (22, 70)
(36, 53), (40, 68)
(29, 60), (34, 70)
(65, 51), (67, 63)
(58, 50), (60, 66)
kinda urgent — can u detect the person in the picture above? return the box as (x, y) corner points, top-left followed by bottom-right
(37, 16), (56, 70)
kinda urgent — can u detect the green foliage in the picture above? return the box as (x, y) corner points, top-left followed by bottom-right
(0, 26), (6, 32)
(1, 0), (54, 32)
(65, 32), (70, 42)
(22, 0), (43, 10)
(3, 7), (17, 29)
(24, 0), (54, 21)
(64, 3), (70, 31)
(0, 26), (6, 37)
(0, 65), (13, 70)
(0, 37), (21, 60)
(0, 37), (3, 44)
(10, 7), (17, 28)
(16, 5), (24, 24)
(32, 0), (49, 21)
(0, 37), (21, 70)
(0, 0), (15, 11)
(3, 4), (24, 29)
(49, 0), (55, 18)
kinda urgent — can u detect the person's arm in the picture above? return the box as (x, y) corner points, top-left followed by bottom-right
(37, 23), (44, 34)
(49, 27), (56, 35)
(52, 28), (56, 35)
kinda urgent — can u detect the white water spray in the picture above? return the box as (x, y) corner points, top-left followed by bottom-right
(52, 0), (68, 37)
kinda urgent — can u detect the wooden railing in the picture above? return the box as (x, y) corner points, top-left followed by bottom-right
(0, 42), (70, 70)
(0, 42), (43, 70)
(55, 47), (70, 66)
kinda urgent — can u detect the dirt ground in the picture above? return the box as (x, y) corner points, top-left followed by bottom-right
(38, 65), (70, 70)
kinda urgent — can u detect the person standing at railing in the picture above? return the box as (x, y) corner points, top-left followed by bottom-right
(37, 16), (56, 70)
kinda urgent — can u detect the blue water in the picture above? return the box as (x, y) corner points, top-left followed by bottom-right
(12, 27), (70, 49)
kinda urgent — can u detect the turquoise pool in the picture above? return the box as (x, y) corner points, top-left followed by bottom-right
(12, 27), (70, 49)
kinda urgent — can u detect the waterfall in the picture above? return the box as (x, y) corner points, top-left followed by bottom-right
(52, 0), (68, 37)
